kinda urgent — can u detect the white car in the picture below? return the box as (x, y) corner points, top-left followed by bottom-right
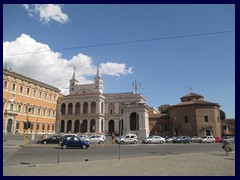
(201, 136), (216, 143)
(115, 134), (138, 144)
(142, 136), (166, 144)
(78, 135), (88, 140)
(86, 135), (106, 144)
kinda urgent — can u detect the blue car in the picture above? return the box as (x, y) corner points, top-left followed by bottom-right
(61, 135), (90, 149)
(172, 136), (192, 144)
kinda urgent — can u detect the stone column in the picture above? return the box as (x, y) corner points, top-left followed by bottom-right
(87, 119), (90, 133)
(72, 120), (75, 133)
(88, 102), (91, 114)
(80, 102), (83, 114)
(66, 103), (69, 115)
(64, 120), (67, 133)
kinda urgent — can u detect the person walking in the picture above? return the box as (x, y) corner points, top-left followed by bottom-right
(222, 138), (232, 156)
(112, 132), (116, 144)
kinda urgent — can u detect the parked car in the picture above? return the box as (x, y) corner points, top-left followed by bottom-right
(214, 137), (221, 143)
(191, 136), (202, 143)
(86, 135), (106, 144)
(172, 136), (192, 144)
(142, 136), (166, 144)
(115, 134), (138, 144)
(37, 135), (62, 144)
(165, 136), (176, 143)
(61, 135), (89, 149)
(220, 136), (235, 143)
(78, 135), (88, 140)
(200, 136), (216, 143)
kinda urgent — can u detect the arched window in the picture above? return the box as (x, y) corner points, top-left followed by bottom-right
(90, 119), (96, 132)
(130, 112), (139, 130)
(61, 103), (66, 115)
(109, 120), (114, 134)
(68, 103), (73, 115)
(75, 102), (80, 114)
(67, 120), (72, 133)
(101, 102), (104, 114)
(74, 120), (80, 133)
(83, 102), (88, 114)
(60, 120), (65, 133)
(82, 119), (88, 133)
(91, 101), (96, 114)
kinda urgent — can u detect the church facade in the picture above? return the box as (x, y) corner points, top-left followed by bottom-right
(56, 68), (149, 138)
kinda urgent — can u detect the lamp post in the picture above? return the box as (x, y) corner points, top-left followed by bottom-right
(24, 107), (32, 144)
(118, 110), (124, 161)
(57, 110), (62, 164)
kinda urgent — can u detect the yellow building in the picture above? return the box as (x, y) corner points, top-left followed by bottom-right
(3, 68), (62, 135)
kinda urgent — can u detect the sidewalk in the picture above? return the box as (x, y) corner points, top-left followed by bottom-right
(3, 136), (235, 176)
(3, 151), (235, 176)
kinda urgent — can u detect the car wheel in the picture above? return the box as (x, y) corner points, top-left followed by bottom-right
(147, 141), (151, 144)
(99, 141), (104, 144)
(120, 141), (124, 144)
(43, 141), (47, 144)
(82, 145), (87, 149)
(133, 141), (137, 144)
(62, 145), (67, 149)
(160, 140), (164, 144)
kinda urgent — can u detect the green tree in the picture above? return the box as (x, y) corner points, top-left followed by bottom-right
(220, 110), (226, 120)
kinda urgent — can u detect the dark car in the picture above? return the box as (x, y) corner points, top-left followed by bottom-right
(61, 135), (90, 149)
(172, 136), (192, 144)
(220, 136), (235, 143)
(37, 135), (62, 144)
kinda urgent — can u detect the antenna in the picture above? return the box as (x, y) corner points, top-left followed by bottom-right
(133, 80), (141, 94)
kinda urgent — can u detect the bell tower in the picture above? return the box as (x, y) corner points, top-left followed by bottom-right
(69, 67), (79, 94)
(94, 65), (103, 94)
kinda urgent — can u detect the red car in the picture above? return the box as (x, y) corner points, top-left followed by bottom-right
(214, 137), (221, 143)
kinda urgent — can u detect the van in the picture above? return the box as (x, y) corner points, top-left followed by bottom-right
(200, 136), (216, 143)
(115, 134), (138, 144)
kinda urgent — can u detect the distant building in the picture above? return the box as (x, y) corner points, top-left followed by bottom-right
(3, 68), (62, 134)
(221, 118), (235, 136)
(169, 92), (221, 137)
(56, 67), (149, 138)
(149, 92), (222, 137)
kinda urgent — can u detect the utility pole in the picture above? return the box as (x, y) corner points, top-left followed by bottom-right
(133, 80), (141, 135)
(24, 107), (31, 144)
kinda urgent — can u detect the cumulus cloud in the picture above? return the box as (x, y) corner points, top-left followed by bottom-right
(100, 62), (133, 77)
(23, 4), (69, 24)
(3, 34), (133, 94)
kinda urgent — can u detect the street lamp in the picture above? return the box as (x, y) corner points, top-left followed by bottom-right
(57, 110), (62, 164)
(24, 107), (32, 144)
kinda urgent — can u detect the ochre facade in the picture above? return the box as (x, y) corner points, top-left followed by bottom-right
(3, 68), (62, 134)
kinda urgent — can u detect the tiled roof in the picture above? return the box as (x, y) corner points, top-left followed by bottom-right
(172, 100), (220, 108)
(180, 92), (204, 99)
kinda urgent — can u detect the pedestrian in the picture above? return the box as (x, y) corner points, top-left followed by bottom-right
(112, 132), (116, 144)
(222, 138), (232, 156)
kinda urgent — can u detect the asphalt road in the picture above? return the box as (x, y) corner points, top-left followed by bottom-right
(4, 142), (234, 167)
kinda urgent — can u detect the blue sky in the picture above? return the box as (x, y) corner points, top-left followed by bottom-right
(3, 4), (235, 118)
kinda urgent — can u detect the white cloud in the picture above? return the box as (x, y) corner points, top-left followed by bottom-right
(23, 4), (69, 24)
(3, 34), (133, 94)
(100, 62), (133, 77)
